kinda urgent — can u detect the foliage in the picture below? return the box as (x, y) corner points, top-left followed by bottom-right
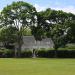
(0, 1), (37, 57)
(0, 1), (75, 58)
(37, 49), (75, 58)
(23, 27), (32, 36)
(21, 50), (32, 58)
(37, 50), (47, 57)
(31, 25), (45, 41)
(65, 20), (75, 43)
(0, 48), (14, 58)
(37, 8), (75, 50)
(50, 24), (67, 50)
(0, 48), (75, 58)
(0, 26), (18, 47)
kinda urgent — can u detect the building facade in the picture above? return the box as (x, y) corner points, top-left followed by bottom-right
(21, 36), (54, 50)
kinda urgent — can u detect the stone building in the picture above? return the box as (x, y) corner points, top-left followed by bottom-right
(21, 36), (54, 50)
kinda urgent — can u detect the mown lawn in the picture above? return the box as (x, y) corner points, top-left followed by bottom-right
(0, 58), (75, 75)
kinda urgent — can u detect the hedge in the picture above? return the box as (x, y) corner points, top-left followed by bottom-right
(0, 48), (75, 58)
(0, 49), (33, 58)
(0, 49), (14, 58)
(37, 50), (75, 58)
(21, 50), (32, 58)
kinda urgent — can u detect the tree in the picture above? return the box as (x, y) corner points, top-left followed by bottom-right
(0, 26), (18, 49)
(1, 1), (37, 57)
(65, 20), (75, 43)
(31, 25), (45, 41)
(52, 24), (67, 48)
(31, 10), (46, 48)
(46, 23), (68, 57)
(36, 8), (75, 57)
(39, 8), (75, 49)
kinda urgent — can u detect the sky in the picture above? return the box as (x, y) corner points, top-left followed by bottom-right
(0, 0), (75, 14)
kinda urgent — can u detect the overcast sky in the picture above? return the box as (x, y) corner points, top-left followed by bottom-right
(0, 0), (75, 14)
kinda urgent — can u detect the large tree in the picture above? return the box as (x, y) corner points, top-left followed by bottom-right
(31, 10), (46, 49)
(39, 8), (75, 48)
(0, 1), (37, 57)
(36, 8), (75, 57)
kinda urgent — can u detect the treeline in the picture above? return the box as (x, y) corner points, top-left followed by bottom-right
(0, 1), (75, 57)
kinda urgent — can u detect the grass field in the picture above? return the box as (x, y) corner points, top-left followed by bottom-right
(0, 58), (75, 75)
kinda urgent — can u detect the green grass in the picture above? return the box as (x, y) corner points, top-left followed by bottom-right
(0, 58), (75, 75)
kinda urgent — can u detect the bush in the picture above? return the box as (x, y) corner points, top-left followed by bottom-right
(0, 48), (75, 58)
(3, 49), (14, 58)
(68, 51), (75, 58)
(57, 50), (69, 58)
(0, 48), (14, 58)
(21, 50), (32, 58)
(57, 50), (75, 58)
(58, 48), (68, 50)
(37, 50), (47, 58)
(37, 50), (55, 58)
(47, 50), (55, 58)
(0, 50), (4, 57)
(36, 49), (75, 58)
(66, 44), (75, 50)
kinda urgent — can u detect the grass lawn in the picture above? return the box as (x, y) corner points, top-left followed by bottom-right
(0, 58), (75, 75)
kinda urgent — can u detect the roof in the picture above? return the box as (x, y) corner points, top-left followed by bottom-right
(21, 36), (54, 50)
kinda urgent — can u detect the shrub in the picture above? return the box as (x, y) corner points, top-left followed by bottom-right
(68, 50), (75, 58)
(0, 48), (75, 58)
(57, 50), (75, 58)
(3, 49), (14, 58)
(47, 50), (55, 58)
(36, 49), (75, 58)
(21, 50), (32, 58)
(57, 50), (69, 58)
(37, 50), (47, 58)
(0, 48), (14, 58)
(66, 44), (75, 50)
(0, 50), (4, 57)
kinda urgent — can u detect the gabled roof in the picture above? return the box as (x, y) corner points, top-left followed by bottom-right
(21, 36), (54, 50)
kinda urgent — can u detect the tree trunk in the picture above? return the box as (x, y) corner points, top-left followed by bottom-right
(14, 42), (22, 58)
(16, 31), (23, 58)
(14, 46), (17, 58)
(54, 45), (58, 58)
(17, 43), (21, 58)
(54, 50), (57, 58)
(32, 49), (36, 58)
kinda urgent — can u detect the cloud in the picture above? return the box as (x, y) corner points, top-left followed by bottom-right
(34, 4), (47, 12)
(34, 4), (75, 14)
(52, 6), (75, 14)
